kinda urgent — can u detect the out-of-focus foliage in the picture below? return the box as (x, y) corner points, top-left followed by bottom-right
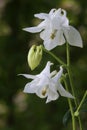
(0, 0), (87, 130)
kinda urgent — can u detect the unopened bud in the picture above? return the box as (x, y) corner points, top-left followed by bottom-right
(28, 45), (43, 70)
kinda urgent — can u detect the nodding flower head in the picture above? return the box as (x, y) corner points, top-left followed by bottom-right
(19, 62), (74, 103)
(23, 8), (83, 50)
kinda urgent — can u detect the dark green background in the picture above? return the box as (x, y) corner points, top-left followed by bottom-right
(0, 0), (87, 130)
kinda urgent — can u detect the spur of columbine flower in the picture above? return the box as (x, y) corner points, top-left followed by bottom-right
(19, 61), (74, 103)
(23, 8), (83, 50)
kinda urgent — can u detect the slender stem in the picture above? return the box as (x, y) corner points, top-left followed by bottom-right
(79, 118), (83, 130)
(42, 47), (66, 66)
(66, 43), (83, 130)
(63, 78), (75, 130)
(66, 43), (70, 66)
(66, 43), (76, 103)
(75, 91), (87, 113)
(67, 68), (77, 106)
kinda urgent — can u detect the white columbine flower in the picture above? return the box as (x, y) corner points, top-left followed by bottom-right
(19, 61), (74, 103)
(23, 8), (83, 50)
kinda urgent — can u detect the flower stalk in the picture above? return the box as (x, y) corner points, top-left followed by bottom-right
(42, 46), (66, 66)
(63, 77), (75, 130)
(66, 43), (83, 130)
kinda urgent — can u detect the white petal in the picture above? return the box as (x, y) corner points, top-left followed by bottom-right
(57, 83), (74, 98)
(55, 30), (65, 45)
(62, 18), (69, 27)
(40, 29), (51, 40)
(52, 66), (63, 82)
(40, 61), (53, 76)
(51, 17), (61, 29)
(52, 8), (69, 27)
(49, 8), (56, 16)
(43, 39), (56, 50)
(23, 21), (46, 33)
(36, 85), (48, 98)
(41, 29), (65, 50)
(18, 74), (36, 79)
(55, 8), (67, 18)
(50, 70), (57, 77)
(37, 75), (49, 87)
(34, 13), (48, 19)
(46, 88), (59, 103)
(41, 31), (65, 50)
(23, 26), (42, 33)
(63, 26), (83, 48)
(49, 8), (56, 19)
(23, 79), (38, 93)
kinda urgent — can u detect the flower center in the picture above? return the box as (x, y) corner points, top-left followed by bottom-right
(42, 87), (47, 96)
(50, 30), (57, 39)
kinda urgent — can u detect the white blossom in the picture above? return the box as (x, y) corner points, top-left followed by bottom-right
(19, 61), (74, 103)
(23, 8), (83, 50)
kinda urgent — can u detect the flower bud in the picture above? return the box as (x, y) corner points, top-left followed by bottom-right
(28, 45), (43, 70)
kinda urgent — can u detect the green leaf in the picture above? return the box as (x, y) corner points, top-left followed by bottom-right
(63, 109), (71, 126)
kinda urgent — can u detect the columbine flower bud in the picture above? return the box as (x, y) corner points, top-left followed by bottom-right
(28, 45), (43, 70)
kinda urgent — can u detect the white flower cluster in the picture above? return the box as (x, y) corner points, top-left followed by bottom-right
(20, 8), (83, 103)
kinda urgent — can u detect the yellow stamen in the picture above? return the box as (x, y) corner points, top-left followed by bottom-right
(50, 30), (57, 39)
(42, 88), (47, 96)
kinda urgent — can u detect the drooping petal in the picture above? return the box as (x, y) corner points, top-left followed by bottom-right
(46, 88), (59, 103)
(18, 74), (36, 79)
(63, 26), (83, 48)
(57, 83), (74, 98)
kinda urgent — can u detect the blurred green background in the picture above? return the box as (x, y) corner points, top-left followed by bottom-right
(0, 0), (87, 130)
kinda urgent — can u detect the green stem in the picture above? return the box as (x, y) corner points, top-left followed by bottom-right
(66, 43), (76, 103)
(79, 118), (83, 130)
(66, 43), (70, 66)
(42, 47), (66, 66)
(67, 68), (77, 106)
(63, 78), (75, 130)
(66, 43), (83, 130)
(75, 91), (87, 114)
